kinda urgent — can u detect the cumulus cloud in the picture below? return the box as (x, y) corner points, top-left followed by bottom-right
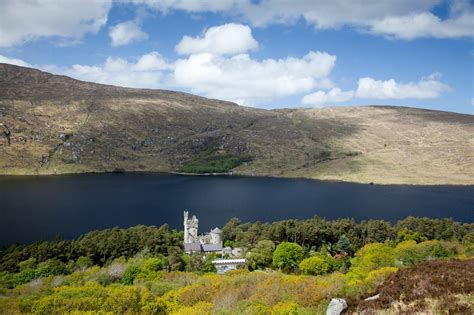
(175, 23), (258, 55)
(0, 55), (32, 68)
(109, 21), (148, 46)
(173, 51), (336, 105)
(0, 52), (169, 88)
(302, 88), (354, 107)
(356, 74), (451, 99)
(0, 0), (112, 47)
(1, 0), (470, 49)
(369, 11), (474, 40)
(242, 0), (474, 39)
(2, 51), (451, 107)
(43, 52), (172, 89)
(130, 0), (473, 40)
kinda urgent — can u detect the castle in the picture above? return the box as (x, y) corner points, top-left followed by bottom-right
(183, 211), (223, 253)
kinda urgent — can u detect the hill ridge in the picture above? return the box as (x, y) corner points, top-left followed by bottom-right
(0, 63), (473, 184)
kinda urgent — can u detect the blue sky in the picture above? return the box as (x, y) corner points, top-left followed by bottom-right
(0, 0), (472, 114)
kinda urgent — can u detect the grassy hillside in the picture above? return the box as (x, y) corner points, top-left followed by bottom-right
(1, 63), (473, 184)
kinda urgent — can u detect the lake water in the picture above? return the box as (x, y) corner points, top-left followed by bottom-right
(0, 173), (473, 245)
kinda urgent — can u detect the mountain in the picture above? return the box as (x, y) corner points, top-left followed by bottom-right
(0, 63), (472, 184)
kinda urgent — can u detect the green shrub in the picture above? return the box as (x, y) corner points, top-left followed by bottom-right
(18, 258), (37, 272)
(463, 231), (474, 244)
(273, 242), (304, 273)
(13, 269), (38, 286)
(299, 256), (330, 275)
(75, 256), (93, 271)
(395, 240), (426, 266)
(352, 243), (395, 271)
(248, 240), (275, 270)
(418, 240), (454, 259)
(35, 259), (67, 277)
(122, 265), (142, 285)
(96, 273), (114, 286)
(142, 258), (162, 273)
(0, 271), (14, 289)
(335, 235), (353, 255)
(347, 243), (395, 285)
(224, 240), (235, 248)
(19, 296), (36, 313)
(397, 228), (428, 243)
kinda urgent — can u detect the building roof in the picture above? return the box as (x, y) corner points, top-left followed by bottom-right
(212, 259), (247, 265)
(183, 242), (201, 252)
(183, 242), (223, 252)
(210, 227), (223, 234)
(202, 243), (223, 252)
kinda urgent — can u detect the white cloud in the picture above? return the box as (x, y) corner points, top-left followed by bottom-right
(356, 74), (450, 99)
(242, 0), (474, 40)
(131, 0), (473, 40)
(0, 55), (32, 68)
(173, 51), (336, 105)
(1, 0), (470, 49)
(45, 52), (171, 89)
(175, 23), (258, 55)
(1, 51), (451, 107)
(471, 98), (474, 106)
(302, 88), (354, 107)
(109, 21), (148, 46)
(127, 0), (238, 12)
(237, 0), (435, 28)
(369, 11), (474, 40)
(0, 0), (112, 47)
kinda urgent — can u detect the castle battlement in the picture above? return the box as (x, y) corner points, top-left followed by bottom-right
(183, 210), (223, 253)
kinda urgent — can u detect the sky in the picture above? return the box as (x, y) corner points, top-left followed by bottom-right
(0, 0), (473, 114)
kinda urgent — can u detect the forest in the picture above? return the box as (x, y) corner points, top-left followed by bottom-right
(0, 216), (473, 313)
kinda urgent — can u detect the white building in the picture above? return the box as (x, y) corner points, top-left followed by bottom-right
(212, 259), (247, 274)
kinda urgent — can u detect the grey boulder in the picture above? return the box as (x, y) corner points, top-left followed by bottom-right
(326, 298), (348, 315)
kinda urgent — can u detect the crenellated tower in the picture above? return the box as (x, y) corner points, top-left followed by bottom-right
(183, 210), (199, 243)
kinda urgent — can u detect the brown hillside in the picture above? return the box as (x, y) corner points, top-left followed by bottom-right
(1, 63), (473, 184)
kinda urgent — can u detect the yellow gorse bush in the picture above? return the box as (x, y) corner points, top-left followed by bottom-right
(0, 240), (471, 314)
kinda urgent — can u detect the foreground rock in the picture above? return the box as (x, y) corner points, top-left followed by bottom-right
(327, 298), (348, 315)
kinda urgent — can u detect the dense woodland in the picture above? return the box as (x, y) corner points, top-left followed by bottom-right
(0, 216), (473, 313)
(1, 216), (472, 273)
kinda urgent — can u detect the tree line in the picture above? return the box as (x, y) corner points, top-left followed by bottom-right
(223, 215), (474, 252)
(1, 216), (472, 274)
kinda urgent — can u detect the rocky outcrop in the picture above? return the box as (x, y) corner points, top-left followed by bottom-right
(0, 123), (10, 146)
(326, 298), (348, 315)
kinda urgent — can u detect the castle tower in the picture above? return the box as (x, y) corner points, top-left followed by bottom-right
(183, 210), (198, 243)
(210, 227), (223, 245)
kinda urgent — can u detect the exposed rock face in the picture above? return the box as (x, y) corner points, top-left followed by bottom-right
(0, 123), (10, 146)
(326, 298), (348, 315)
(1, 63), (473, 184)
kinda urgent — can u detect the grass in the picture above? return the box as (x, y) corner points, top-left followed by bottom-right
(180, 153), (253, 174)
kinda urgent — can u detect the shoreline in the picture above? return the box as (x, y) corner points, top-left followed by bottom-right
(0, 169), (473, 187)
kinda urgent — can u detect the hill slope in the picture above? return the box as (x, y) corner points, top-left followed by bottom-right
(0, 63), (473, 184)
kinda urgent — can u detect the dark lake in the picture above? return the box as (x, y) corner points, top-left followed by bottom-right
(0, 173), (473, 245)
